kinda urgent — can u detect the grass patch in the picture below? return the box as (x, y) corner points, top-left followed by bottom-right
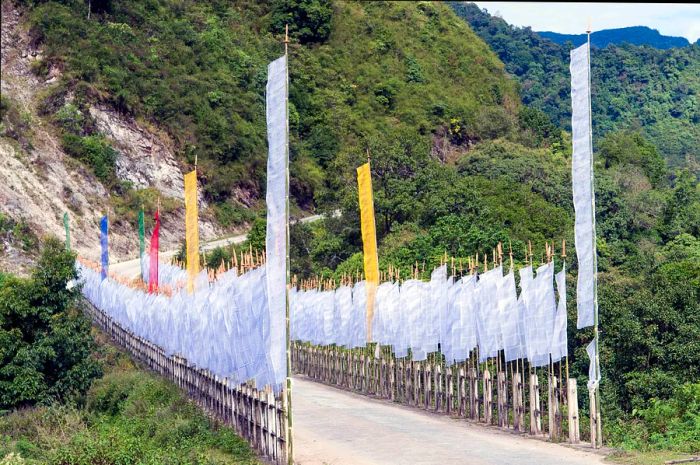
(0, 327), (261, 465)
(606, 450), (699, 465)
(0, 213), (39, 255)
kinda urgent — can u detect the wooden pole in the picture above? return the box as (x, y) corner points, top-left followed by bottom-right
(585, 25), (603, 450)
(529, 370), (541, 435)
(281, 22), (294, 465)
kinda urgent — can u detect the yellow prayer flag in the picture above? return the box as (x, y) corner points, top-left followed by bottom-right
(184, 170), (199, 294)
(357, 162), (379, 341)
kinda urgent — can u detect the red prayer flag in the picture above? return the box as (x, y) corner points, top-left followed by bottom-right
(148, 209), (160, 293)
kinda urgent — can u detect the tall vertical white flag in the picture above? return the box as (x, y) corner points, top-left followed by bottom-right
(550, 265), (568, 362)
(570, 43), (596, 329)
(265, 54), (288, 390)
(586, 339), (600, 389)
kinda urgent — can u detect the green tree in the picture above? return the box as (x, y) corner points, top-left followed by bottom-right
(599, 131), (666, 186)
(270, 0), (333, 44)
(0, 238), (102, 409)
(245, 218), (267, 252)
(661, 170), (700, 240)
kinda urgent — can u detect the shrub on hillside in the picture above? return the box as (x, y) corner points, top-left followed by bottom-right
(0, 238), (102, 410)
(270, 0), (333, 44)
(609, 383), (700, 452)
(61, 133), (117, 184)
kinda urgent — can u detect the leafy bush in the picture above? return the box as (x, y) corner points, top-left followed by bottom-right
(0, 214), (39, 255)
(0, 96), (33, 149)
(212, 202), (256, 229)
(0, 238), (102, 410)
(244, 218), (267, 252)
(599, 131), (667, 186)
(61, 134), (117, 184)
(609, 383), (700, 452)
(53, 103), (85, 134)
(270, 0), (333, 44)
(110, 187), (181, 231)
(0, 355), (260, 464)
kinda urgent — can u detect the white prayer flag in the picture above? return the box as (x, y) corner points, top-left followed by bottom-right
(587, 338), (600, 389)
(500, 270), (524, 362)
(476, 266), (503, 362)
(570, 43), (596, 329)
(530, 262), (557, 367)
(550, 266), (568, 362)
(265, 54), (288, 389)
(457, 275), (478, 361)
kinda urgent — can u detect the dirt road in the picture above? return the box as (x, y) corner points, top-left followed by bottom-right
(109, 212), (330, 279)
(292, 377), (608, 465)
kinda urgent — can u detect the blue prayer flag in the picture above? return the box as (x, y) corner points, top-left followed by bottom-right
(100, 215), (109, 280)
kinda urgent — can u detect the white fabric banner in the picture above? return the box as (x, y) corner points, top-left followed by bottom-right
(286, 264), (569, 368)
(385, 282), (400, 351)
(519, 265), (537, 363)
(444, 276), (459, 364)
(500, 270), (525, 362)
(141, 252), (192, 287)
(571, 43), (596, 329)
(550, 266), (568, 362)
(79, 262), (279, 389)
(335, 286), (353, 347)
(527, 262), (557, 367)
(428, 265), (447, 354)
(587, 338), (600, 389)
(476, 266), (503, 362)
(394, 281), (412, 358)
(351, 281), (367, 348)
(457, 275), (477, 362)
(401, 279), (427, 361)
(265, 54), (288, 388)
(321, 289), (335, 346)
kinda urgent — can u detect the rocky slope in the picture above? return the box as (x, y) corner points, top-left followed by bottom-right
(0, 1), (221, 274)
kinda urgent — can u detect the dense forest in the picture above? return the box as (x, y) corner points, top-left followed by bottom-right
(21, 0), (519, 219)
(450, 2), (700, 170)
(1, 0), (699, 460)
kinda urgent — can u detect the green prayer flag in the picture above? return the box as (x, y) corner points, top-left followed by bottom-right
(63, 212), (70, 251)
(138, 207), (145, 280)
(138, 207), (145, 258)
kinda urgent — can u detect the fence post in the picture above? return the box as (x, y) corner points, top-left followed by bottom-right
(497, 370), (507, 427)
(530, 372), (542, 435)
(483, 368), (492, 424)
(469, 367), (478, 420)
(589, 387), (598, 448)
(513, 371), (524, 432)
(568, 378), (580, 443)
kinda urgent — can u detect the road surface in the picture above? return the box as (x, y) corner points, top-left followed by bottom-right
(293, 377), (608, 465)
(110, 212), (331, 279)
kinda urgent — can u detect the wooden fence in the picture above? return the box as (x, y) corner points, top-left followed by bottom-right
(83, 300), (288, 465)
(292, 342), (581, 444)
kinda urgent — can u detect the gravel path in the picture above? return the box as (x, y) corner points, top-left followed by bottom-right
(292, 377), (608, 465)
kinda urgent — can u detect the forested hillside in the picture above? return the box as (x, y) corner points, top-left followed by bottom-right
(1, 0), (699, 458)
(450, 2), (700, 170)
(16, 0), (519, 217)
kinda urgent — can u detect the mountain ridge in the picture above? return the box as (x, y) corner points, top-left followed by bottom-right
(1, 0), (521, 268)
(449, 2), (700, 169)
(538, 26), (690, 49)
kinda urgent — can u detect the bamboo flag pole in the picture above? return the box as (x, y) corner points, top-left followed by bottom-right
(584, 22), (603, 449)
(281, 23), (294, 465)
